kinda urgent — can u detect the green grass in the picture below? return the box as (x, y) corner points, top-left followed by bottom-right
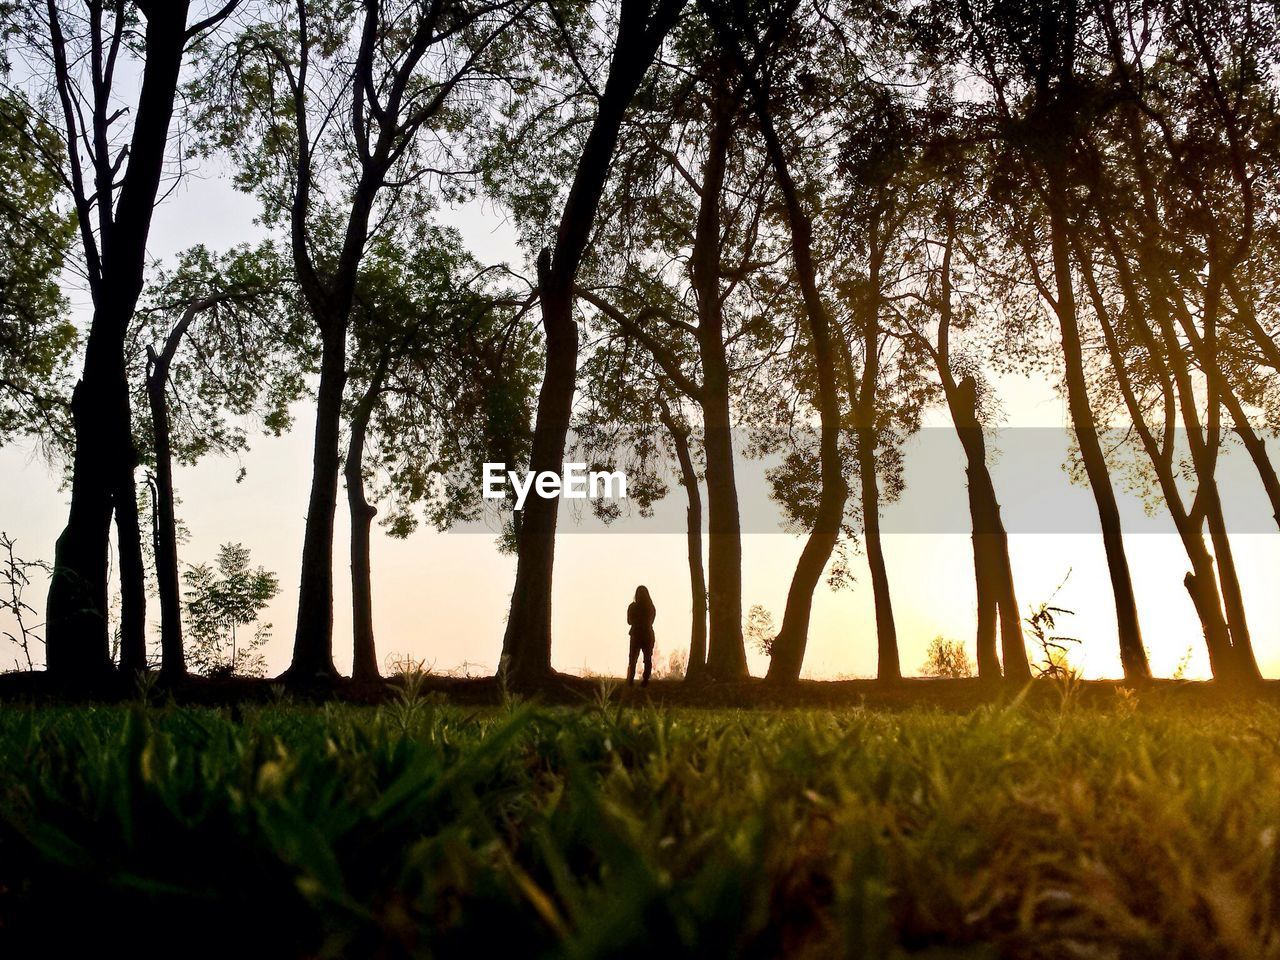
(1, 690), (1278, 957)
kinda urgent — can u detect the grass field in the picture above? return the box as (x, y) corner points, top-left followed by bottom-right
(1, 686), (1278, 958)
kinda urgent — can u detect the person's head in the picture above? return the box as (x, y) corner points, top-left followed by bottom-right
(635, 585), (651, 606)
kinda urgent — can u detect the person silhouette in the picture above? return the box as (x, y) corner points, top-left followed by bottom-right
(627, 585), (656, 687)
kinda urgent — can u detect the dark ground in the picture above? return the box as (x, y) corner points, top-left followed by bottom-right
(2, 667), (1277, 711)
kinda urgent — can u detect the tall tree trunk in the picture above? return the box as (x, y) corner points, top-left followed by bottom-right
(700, 401), (744, 678)
(500, 0), (687, 687)
(1183, 554), (1236, 680)
(1165, 280), (1263, 681)
(46, 380), (116, 678)
(1205, 486), (1260, 681)
(1128, 250), (1253, 682)
(1043, 165), (1150, 680)
(857, 425), (899, 681)
(288, 323), (346, 680)
(115, 460), (147, 672)
(1187, 268), (1260, 682)
(847, 225), (899, 682)
(692, 89), (747, 680)
(502, 252), (574, 685)
(944, 376), (1029, 681)
(146, 344), (185, 676)
(745, 82), (848, 685)
(45, 3), (192, 680)
(1077, 233), (1241, 681)
(346, 369), (384, 683)
(144, 293), (246, 677)
(972, 543), (1000, 678)
(660, 404), (708, 681)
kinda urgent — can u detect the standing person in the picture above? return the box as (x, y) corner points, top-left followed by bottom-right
(627, 586), (657, 687)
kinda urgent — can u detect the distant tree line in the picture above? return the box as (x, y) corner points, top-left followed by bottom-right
(0, 0), (1276, 687)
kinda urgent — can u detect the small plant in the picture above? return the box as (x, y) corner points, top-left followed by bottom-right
(133, 668), (162, 706)
(447, 659), (486, 679)
(495, 655), (523, 711)
(1025, 572), (1080, 681)
(1113, 686), (1139, 716)
(664, 649), (688, 681)
(744, 604), (776, 657)
(384, 651), (434, 678)
(0, 532), (48, 671)
(593, 676), (620, 711)
(182, 543), (278, 678)
(386, 669), (432, 732)
(1171, 645), (1194, 681)
(919, 636), (974, 678)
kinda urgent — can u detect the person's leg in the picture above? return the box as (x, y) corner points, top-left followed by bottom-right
(642, 639), (653, 686)
(628, 636), (639, 685)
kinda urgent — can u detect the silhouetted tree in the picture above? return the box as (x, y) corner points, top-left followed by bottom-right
(570, 28), (783, 680)
(890, 148), (1031, 682)
(131, 243), (307, 676)
(495, 0), (688, 686)
(14, 1), (242, 681)
(342, 225), (536, 681)
(703, 0), (854, 683)
(930, 0), (1152, 680)
(576, 330), (710, 680)
(196, 0), (533, 682)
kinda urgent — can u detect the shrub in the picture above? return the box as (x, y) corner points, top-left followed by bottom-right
(919, 635), (975, 678)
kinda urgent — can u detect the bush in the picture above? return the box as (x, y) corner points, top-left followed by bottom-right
(919, 635), (974, 678)
(743, 604), (776, 657)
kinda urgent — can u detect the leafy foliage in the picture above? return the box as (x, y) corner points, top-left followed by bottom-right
(1025, 575), (1082, 681)
(743, 603), (775, 656)
(347, 223), (538, 538)
(131, 241), (312, 471)
(0, 89), (76, 451)
(920, 635), (975, 679)
(181, 543), (279, 678)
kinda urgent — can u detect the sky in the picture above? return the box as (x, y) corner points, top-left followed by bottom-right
(3, 156), (1280, 682)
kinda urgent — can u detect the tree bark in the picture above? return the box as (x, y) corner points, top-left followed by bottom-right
(946, 377), (1030, 682)
(500, 0), (687, 687)
(45, 3), (192, 681)
(115, 464), (147, 672)
(857, 423), (899, 680)
(659, 403), (708, 681)
(847, 224), (899, 682)
(1043, 164), (1150, 680)
(1205, 488), (1260, 681)
(743, 72), (848, 685)
(289, 322), (347, 680)
(346, 366), (385, 683)
(929, 225), (1024, 680)
(1077, 232), (1240, 681)
(1184, 563), (1236, 680)
(691, 88), (747, 680)
(145, 339), (185, 676)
